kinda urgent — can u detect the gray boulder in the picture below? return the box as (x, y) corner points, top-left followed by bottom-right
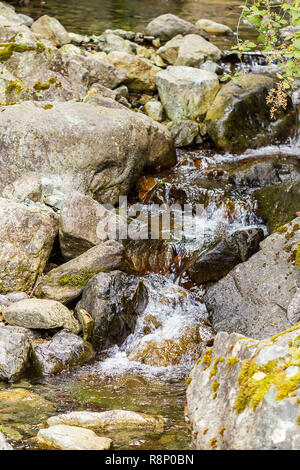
(186, 325), (300, 449)
(31, 330), (93, 375)
(0, 198), (58, 293)
(34, 241), (124, 303)
(0, 326), (31, 382)
(145, 14), (202, 41)
(77, 271), (148, 350)
(204, 218), (300, 339)
(3, 299), (80, 333)
(157, 34), (221, 67)
(187, 227), (264, 284)
(156, 66), (220, 121)
(59, 191), (126, 260)
(31, 15), (70, 46)
(0, 102), (176, 206)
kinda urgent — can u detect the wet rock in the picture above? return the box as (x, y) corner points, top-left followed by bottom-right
(59, 191), (126, 260)
(205, 74), (297, 152)
(187, 227), (264, 284)
(31, 331), (93, 375)
(186, 325), (300, 450)
(123, 240), (175, 275)
(128, 325), (214, 366)
(144, 100), (163, 122)
(204, 218), (300, 339)
(196, 19), (233, 35)
(157, 34), (221, 67)
(37, 424), (112, 450)
(156, 66), (220, 121)
(31, 15), (70, 46)
(0, 198), (58, 293)
(105, 51), (160, 92)
(0, 102), (175, 206)
(0, 388), (56, 418)
(0, 431), (13, 450)
(34, 241), (124, 303)
(3, 299), (80, 333)
(255, 181), (300, 233)
(47, 409), (165, 429)
(167, 120), (199, 147)
(145, 14), (202, 41)
(0, 326), (31, 382)
(77, 271), (148, 350)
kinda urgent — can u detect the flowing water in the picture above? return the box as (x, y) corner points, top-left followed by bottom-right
(2, 0), (300, 451)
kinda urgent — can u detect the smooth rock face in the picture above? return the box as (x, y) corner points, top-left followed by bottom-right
(187, 227), (264, 284)
(156, 66), (220, 121)
(31, 331), (93, 375)
(196, 19), (233, 35)
(59, 191), (126, 260)
(145, 14), (202, 41)
(0, 326), (31, 382)
(105, 51), (160, 92)
(255, 181), (300, 233)
(47, 410), (165, 429)
(204, 218), (300, 339)
(186, 326), (300, 450)
(205, 74), (297, 152)
(77, 271), (148, 350)
(0, 102), (175, 205)
(37, 425), (112, 450)
(157, 34), (221, 67)
(31, 15), (70, 46)
(3, 299), (80, 333)
(0, 431), (13, 450)
(34, 241), (124, 304)
(0, 198), (58, 293)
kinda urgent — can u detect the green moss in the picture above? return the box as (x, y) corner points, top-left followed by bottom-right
(59, 270), (97, 288)
(0, 43), (35, 62)
(271, 322), (300, 342)
(234, 344), (300, 414)
(210, 437), (217, 449)
(33, 81), (50, 91)
(202, 348), (212, 369)
(277, 225), (288, 233)
(227, 356), (239, 371)
(36, 41), (46, 53)
(44, 104), (53, 110)
(219, 427), (226, 437)
(296, 242), (300, 268)
(212, 380), (220, 393)
(5, 80), (22, 95)
(209, 357), (224, 378)
(186, 377), (192, 386)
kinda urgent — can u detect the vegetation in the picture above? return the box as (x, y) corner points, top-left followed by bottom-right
(232, 0), (300, 115)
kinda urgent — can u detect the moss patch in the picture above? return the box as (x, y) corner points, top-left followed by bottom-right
(0, 43), (35, 62)
(227, 356), (239, 371)
(209, 357), (224, 378)
(202, 348), (212, 369)
(59, 270), (97, 288)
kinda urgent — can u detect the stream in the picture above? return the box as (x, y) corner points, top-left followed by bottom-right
(1, 0), (300, 451)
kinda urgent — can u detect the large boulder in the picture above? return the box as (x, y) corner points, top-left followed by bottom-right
(34, 241), (124, 304)
(255, 181), (300, 233)
(186, 325), (300, 450)
(204, 218), (300, 339)
(205, 74), (297, 152)
(145, 14), (202, 41)
(187, 227), (264, 284)
(31, 15), (70, 46)
(31, 331), (93, 375)
(157, 34), (221, 67)
(59, 191), (126, 260)
(0, 198), (58, 293)
(77, 271), (148, 350)
(105, 51), (160, 92)
(3, 299), (80, 333)
(0, 326), (31, 382)
(0, 102), (176, 205)
(47, 410), (165, 430)
(156, 66), (220, 121)
(37, 425), (112, 450)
